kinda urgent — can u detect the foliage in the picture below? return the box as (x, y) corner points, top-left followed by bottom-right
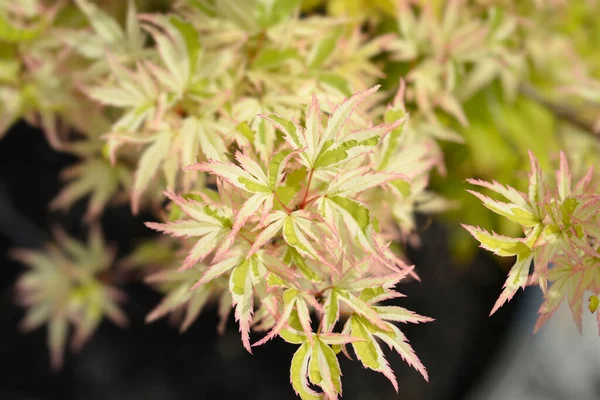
(464, 151), (600, 332)
(1, 0), (600, 398)
(146, 87), (433, 397)
(12, 227), (127, 369)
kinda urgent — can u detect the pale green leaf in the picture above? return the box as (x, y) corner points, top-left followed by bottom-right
(75, 0), (125, 45)
(490, 251), (533, 315)
(229, 258), (255, 352)
(132, 132), (172, 212)
(290, 342), (321, 400)
(462, 225), (531, 256)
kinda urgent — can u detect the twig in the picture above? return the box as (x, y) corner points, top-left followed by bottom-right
(519, 84), (600, 140)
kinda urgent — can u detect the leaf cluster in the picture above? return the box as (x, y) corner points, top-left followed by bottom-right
(12, 227), (127, 368)
(147, 87), (433, 398)
(464, 151), (600, 332)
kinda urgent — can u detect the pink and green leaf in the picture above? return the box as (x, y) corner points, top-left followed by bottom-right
(462, 224), (531, 257)
(490, 251), (534, 315)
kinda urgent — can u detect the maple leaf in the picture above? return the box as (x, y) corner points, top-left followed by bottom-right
(253, 288), (320, 347)
(146, 86), (432, 397)
(146, 191), (233, 271)
(465, 150), (600, 331)
(72, 0), (145, 61)
(533, 255), (600, 334)
(12, 227), (126, 369)
(184, 148), (299, 256)
(84, 13), (227, 213)
(143, 260), (229, 333)
(263, 86), (403, 170)
(290, 334), (364, 400)
(51, 157), (132, 221)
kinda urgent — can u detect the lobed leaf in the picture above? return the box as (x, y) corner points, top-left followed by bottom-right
(490, 251), (534, 315)
(132, 132), (172, 213)
(462, 224), (531, 257)
(466, 189), (538, 228)
(229, 258), (256, 353)
(290, 343), (321, 400)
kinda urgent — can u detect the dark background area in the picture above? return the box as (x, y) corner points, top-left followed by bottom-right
(0, 122), (520, 400)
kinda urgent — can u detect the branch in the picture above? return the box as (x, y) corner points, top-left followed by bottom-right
(519, 84), (600, 140)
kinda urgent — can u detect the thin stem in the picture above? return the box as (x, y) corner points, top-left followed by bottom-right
(311, 285), (334, 299)
(238, 232), (254, 246)
(300, 169), (315, 209)
(274, 191), (293, 213)
(303, 195), (320, 208)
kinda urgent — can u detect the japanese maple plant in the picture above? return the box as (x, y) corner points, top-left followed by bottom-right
(3, 0), (600, 399)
